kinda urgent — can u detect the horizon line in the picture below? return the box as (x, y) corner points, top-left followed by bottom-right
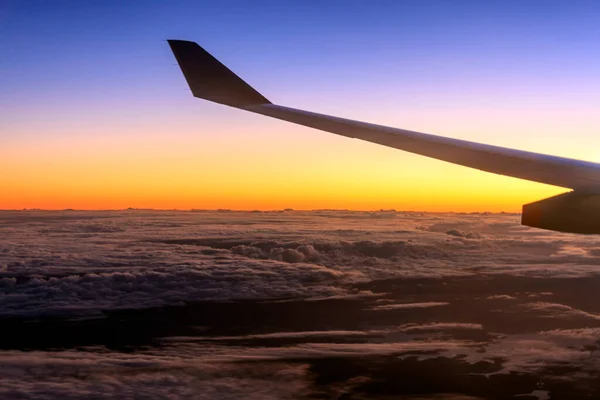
(0, 207), (520, 215)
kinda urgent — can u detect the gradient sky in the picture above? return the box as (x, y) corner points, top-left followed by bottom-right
(2, 0), (600, 211)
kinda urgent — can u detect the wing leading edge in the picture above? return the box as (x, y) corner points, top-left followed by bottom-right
(167, 40), (600, 193)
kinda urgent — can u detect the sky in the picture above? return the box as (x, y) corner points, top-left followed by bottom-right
(2, 0), (600, 211)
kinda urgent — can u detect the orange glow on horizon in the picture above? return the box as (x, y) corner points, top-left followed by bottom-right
(1, 132), (565, 212)
(4, 2), (600, 215)
(2, 116), (579, 213)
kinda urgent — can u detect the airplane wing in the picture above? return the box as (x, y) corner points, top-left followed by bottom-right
(167, 40), (600, 193)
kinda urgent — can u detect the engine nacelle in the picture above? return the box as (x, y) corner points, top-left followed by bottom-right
(522, 192), (600, 234)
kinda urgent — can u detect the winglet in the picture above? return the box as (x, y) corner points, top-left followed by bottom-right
(168, 40), (271, 108)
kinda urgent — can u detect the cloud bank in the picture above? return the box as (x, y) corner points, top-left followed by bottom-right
(3, 210), (600, 398)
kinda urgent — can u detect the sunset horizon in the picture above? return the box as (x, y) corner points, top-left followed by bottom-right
(3, 2), (597, 214)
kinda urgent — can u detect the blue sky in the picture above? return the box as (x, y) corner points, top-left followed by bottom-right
(3, 0), (600, 140)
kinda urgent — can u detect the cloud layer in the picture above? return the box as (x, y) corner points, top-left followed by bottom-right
(3, 210), (600, 398)
(2, 209), (600, 318)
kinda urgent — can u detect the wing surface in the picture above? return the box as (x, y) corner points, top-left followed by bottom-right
(168, 40), (600, 192)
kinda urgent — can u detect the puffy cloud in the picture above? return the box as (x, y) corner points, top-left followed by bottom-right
(2, 209), (600, 318)
(0, 350), (311, 400)
(445, 229), (482, 239)
(0, 259), (359, 318)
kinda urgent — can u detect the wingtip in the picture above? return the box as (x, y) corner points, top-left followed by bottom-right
(167, 39), (271, 108)
(167, 39), (197, 46)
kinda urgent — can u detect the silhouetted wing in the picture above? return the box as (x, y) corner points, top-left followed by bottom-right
(168, 40), (600, 192)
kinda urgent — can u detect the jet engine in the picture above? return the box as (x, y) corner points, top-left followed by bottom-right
(522, 191), (600, 234)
